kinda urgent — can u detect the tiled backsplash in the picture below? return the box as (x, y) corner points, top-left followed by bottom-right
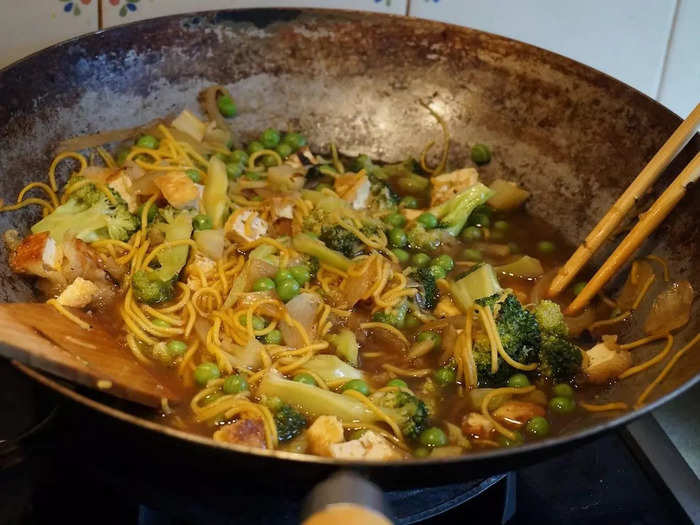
(0, 1), (696, 116)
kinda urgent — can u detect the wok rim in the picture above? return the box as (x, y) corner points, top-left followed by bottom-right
(3, 7), (699, 468)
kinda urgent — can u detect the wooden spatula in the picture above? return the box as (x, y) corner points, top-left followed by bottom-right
(0, 303), (182, 407)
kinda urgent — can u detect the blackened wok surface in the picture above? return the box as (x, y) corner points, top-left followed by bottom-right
(0, 9), (697, 486)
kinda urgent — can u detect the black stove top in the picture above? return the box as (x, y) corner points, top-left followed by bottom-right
(1, 381), (697, 524)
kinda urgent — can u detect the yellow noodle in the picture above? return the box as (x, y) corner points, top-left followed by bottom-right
(618, 335), (673, 379)
(481, 386), (535, 440)
(46, 299), (91, 330)
(645, 255), (670, 282)
(360, 322), (409, 347)
(580, 402), (629, 412)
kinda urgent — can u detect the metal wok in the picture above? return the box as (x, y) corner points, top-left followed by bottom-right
(0, 9), (698, 489)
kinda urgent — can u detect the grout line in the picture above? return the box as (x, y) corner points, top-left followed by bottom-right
(655, 0), (680, 101)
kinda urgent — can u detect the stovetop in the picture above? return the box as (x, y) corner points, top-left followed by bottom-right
(1, 384), (698, 524)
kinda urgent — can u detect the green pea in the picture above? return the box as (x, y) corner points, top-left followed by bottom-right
(289, 265), (311, 285)
(400, 196), (419, 209)
(549, 396), (576, 414)
(461, 226), (483, 242)
(223, 374), (249, 395)
(136, 134), (159, 149)
(193, 214), (213, 231)
(253, 277), (276, 292)
(433, 254), (454, 272)
(239, 315), (267, 331)
(497, 431), (524, 448)
(471, 143), (491, 165)
(152, 318), (170, 328)
(372, 311), (392, 324)
(166, 340), (187, 357)
(386, 378), (408, 389)
(493, 220), (509, 232)
(429, 265), (446, 280)
(416, 331), (441, 350)
(392, 248), (410, 265)
(572, 281), (587, 296)
(260, 128), (281, 149)
(552, 383), (574, 398)
(524, 416), (550, 438)
(413, 447), (430, 458)
(261, 154), (278, 168)
(230, 149), (249, 165)
(537, 241), (556, 254)
(264, 329), (283, 345)
(341, 379), (370, 396)
(419, 427), (448, 448)
(194, 362), (220, 386)
(461, 248), (483, 262)
(434, 366), (456, 386)
(282, 132), (307, 150)
(403, 313), (421, 330)
(247, 140), (264, 155)
(274, 269), (294, 285)
(507, 373), (531, 388)
(384, 212), (406, 228)
(244, 171), (263, 181)
(388, 228), (408, 248)
(137, 203), (157, 224)
(185, 169), (202, 183)
(277, 279), (301, 302)
(293, 373), (317, 386)
(217, 95), (237, 118)
(226, 162), (244, 180)
(417, 212), (438, 229)
(508, 242), (520, 254)
(411, 252), (431, 268)
(275, 142), (293, 159)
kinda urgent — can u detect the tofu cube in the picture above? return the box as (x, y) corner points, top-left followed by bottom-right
(56, 277), (99, 308)
(306, 415), (345, 457)
(225, 209), (268, 243)
(154, 171), (200, 209)
(584, 342), (633, 384)
(329, 431), (399, 461)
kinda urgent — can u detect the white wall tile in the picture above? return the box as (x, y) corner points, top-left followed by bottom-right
(657, 0), (699, 118)
(0, 1), (98, 69)
(103, 0), (407, 28)
(409, 0), (677, 98)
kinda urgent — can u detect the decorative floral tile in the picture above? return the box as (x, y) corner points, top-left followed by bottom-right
(410, 0), (677, 98)
(102, 0), (407, 28)
(0, 1), (98, 69)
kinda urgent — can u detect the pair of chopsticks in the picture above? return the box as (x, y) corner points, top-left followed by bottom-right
(548, 103), (700, 314)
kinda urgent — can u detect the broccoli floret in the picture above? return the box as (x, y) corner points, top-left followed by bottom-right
(406, 223), (443, 252)
(472, 340), (516, 387)
(372, 299), (409, 328)
(319, 225), (361, 257)
(368, 179), (399, 212)
(533, 300), (568, 337)
(429, 183), (495, 237)
(539, 334), (583, 380)
(476, 293), (541, 365)
(267, 397), (307, 442)
(131, 270), (175, 304)
(412, 267), (439, 311)
(64, 175), (104, 205)
(369, 390), (429, 440)
(31, 193), (138, 244)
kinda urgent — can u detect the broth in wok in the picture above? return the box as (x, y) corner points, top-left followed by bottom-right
(2, 87), (695, 460)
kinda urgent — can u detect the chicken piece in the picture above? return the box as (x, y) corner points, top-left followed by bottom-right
(329, 431), (400, 461)
(225, 209), (269, 244)
(56, 277), (100, 308)
(434, 296), (461, 318)
(306, 415), (345, 457)
(334, 172), (371, 210)
(492, 401), (546, 429)
(107, 173), (138, 212)
(10, 232), (62, 277)
(214, 417), (267, 449)
(154, 171), (200, 209)
(430, 168), (479, 207)
(583, 341), (633, 384)
(461, 412), (495, 440)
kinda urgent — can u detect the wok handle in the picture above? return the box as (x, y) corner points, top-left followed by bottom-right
(301, 471), (393, 525)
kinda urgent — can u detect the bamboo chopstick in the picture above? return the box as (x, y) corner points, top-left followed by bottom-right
(549, 103), (700, 298)
(565, 151), (700, 315)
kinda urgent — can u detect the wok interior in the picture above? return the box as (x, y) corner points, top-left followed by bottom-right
(0, 9), (697, 455)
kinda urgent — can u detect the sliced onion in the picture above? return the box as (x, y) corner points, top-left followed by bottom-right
(644, 281), (694, 335)
(529, 268), (557, 304)
(280, 293), (322, 348)
(617, 260), (655, 311)
(199, 85), (240, 149)
(54, 118), (168, 153)
(564, 307), (596, 337)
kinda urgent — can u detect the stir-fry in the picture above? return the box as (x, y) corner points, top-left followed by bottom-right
(2, 86), (696, 460)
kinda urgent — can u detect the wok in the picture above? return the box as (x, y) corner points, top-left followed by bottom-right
(0, 9), (698, 490)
